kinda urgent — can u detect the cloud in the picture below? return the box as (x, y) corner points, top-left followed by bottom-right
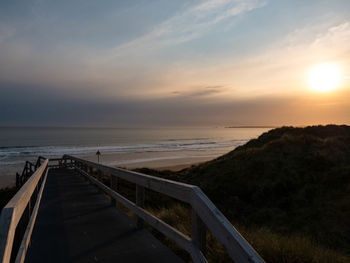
(312, 22), (350, 51)
(167, 20), (350, 98)
(96, 18), (350, 101)
(173, 85), (227, 98)
(2, 81), (349, 127)
(1, 1), (350, 127)
(0, 0), (267, 99)
(99, 0), (266, 61)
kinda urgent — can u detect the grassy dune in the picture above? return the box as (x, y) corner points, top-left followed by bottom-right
(137, 125), (350, 262)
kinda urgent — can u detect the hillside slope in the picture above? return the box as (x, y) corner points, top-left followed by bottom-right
(139, 125), (350, 255)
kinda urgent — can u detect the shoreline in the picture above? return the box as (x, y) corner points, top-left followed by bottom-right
(113, 155), (212, 171)
(0, 126), (269, 189)
(0, 156), (211, 189)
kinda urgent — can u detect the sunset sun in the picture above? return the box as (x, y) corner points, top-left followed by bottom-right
(308, 63), (342, 92)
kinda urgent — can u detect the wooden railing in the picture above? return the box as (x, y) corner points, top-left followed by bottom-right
(63, 155), (265, 263)
(15, 157), (46, 189)
(0, 157), (49, 263)
(46, 158), (66, 169)
(1, 155), (265, 263)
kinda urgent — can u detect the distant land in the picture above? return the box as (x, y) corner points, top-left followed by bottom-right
(225, 125), (277, 128)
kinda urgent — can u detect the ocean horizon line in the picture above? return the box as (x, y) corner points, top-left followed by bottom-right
(0, 125), (278, 129)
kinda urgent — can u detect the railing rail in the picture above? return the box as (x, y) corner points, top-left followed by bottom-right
(16, 157), (46, 189)
(63, 154), (264, 263)
(0, 158), (49, 263)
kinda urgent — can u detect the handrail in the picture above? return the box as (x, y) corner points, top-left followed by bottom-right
(16, 156), (46, 189)
(0, 158), (49, 263)
(63, 154), (264, 263)
(65, 156), (195, 201)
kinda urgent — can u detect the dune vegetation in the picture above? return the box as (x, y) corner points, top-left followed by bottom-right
(136, 125), (350, 262)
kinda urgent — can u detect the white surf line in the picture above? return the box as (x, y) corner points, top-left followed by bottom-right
(108, 155), (217, 166)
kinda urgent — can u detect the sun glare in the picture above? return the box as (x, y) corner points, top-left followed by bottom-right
(308, 63), (342, 92)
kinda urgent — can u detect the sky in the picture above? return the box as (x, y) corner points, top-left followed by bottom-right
(0, 0), (350, 127)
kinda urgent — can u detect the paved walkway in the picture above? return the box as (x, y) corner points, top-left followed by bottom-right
(25, 168), (183, 263)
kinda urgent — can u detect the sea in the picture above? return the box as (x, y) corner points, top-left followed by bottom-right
(0, 127), (271, 187)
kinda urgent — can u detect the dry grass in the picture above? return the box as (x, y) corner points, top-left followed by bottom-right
(241, 227), (350, 263)
(148, 204), (350, 263)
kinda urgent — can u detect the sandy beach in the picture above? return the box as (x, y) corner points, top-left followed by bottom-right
(0, 155), (212, 189)
(114, 155), (211, 171)
(0, 126), (268, 189)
